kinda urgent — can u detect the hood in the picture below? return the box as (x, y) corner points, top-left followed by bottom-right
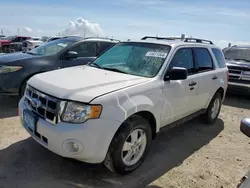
(28, 66), (150, 103)
(226, 59), (250, 69)
(0, 39), (11, 42)
(0, 39), (11, 44)
(0, 52), (36, 63)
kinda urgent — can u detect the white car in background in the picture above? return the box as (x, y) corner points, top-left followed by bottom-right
(22, 37), (44, 52)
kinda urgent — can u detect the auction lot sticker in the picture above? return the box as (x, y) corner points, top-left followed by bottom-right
(145, 51), (168, 58)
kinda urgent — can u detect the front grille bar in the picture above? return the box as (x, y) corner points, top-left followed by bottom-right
(24, 85), (60, 124)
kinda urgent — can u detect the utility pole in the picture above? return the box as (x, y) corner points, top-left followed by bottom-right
(83, 25), (86, 38)
(17, 28), (20, 35)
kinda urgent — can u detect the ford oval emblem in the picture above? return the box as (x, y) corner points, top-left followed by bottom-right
(31, 98), (41, 108)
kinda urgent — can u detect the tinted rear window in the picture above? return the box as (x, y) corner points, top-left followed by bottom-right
(194, 48), (213, 72)
(212, 48), (226, 68)
(99, 42), (116, 54)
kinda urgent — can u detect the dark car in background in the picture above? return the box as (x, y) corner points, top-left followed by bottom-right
(0, 36), (119, 96)
(223, 45), (250, 95)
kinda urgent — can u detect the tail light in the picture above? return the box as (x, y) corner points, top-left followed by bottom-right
(226, 70), (229, 87)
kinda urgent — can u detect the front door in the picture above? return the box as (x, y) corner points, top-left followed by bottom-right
(161, 47), (199, 126)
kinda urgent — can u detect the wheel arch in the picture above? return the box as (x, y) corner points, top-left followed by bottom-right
(113, 110), (157, 141)
(19, 71), (45, 95)
(206, 87), (225, 108)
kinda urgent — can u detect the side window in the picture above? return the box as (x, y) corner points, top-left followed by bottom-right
(194, 48), (213, 72)
(212, 48), (226, 68)
(99, 42), (115, 55)
(70, 42), (97, 57)
(169, 48), (195, 74)
(12, 37), (19, 42)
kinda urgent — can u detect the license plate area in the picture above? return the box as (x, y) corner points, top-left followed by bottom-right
(23, 110), (38, 133)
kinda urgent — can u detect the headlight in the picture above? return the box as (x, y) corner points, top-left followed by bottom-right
(0, 66), (22, 74)
(60, 101), (102, 123)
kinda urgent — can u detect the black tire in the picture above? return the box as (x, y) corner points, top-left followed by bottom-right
(203, 92), (222, 124)
(104, 115), (152, 175)
(20, 80), (27, 97)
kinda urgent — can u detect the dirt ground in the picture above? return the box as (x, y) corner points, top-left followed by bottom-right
(0, 94), (250, 188)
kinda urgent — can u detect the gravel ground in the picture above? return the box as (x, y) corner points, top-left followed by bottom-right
(0, 94), (250, 188)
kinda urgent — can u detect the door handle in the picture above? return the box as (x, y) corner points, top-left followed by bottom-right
(212, 76), (218, 80)
(189, 81), (197, 86)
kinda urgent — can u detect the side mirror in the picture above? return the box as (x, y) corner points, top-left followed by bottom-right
(65, 51), (78, 59)
(164, 67), (188, 81)
(240, 118), (250, 138)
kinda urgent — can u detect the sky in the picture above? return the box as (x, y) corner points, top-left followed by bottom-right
(1, 0), (250, 48)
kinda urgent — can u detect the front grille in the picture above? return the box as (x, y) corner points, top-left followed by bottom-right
(227, 65), (250, 72)
(229, 69), (241, 74)
(227, 65), (250, 84)
(24, 85), (60, 124)
(22, 42), (28, 47)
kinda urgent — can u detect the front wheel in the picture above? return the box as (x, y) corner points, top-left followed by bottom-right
(20, 81), (27, 97)
(203, 92), (222, 124)
(104, 115), (152, 175)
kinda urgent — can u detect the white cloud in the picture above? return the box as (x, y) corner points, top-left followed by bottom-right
(22, 27), (32, 33)
(61, 18), (103, 37)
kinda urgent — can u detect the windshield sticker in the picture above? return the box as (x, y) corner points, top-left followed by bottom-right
(57, 43), (67, 48)
(145, 51), (168, 58)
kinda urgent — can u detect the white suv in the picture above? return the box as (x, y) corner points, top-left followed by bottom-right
(18, 36), (228, 174)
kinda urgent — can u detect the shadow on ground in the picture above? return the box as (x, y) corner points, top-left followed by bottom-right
(0, 118), (224, 188)
(223, 93), (250, 110)
(0, 96), (19, 119)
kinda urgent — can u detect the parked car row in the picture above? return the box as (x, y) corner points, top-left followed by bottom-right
(1, 34), (249, 175)
(0, 36), (119, 96)
(0, 35), (75, 53)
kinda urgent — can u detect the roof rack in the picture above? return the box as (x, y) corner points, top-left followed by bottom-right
(83, 37), (120, 42)
(141, 35), (213, 45)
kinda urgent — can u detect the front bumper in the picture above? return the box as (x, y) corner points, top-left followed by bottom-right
(18, 97), (121, 163)
(227, 81), (250, 95)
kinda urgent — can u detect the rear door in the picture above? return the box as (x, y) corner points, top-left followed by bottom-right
(194, 47), (220, 109)
(61, 41), (97, 68)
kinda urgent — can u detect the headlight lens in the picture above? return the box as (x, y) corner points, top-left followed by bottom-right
(61, 101), (102, 123)
(0, 66), (22, 74)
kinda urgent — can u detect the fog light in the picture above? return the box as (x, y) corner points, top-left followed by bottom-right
(72, 142), (79, 151)
(63, 140), (83, 154)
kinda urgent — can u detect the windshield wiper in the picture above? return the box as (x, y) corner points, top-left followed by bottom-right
(102, 67), (128, 74)
(234, 58), (250, 62)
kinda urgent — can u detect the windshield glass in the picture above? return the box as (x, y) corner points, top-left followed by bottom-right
(28, 39), (75, 56)
(90, 42), (171, 78)
(223, 47), (250, 62)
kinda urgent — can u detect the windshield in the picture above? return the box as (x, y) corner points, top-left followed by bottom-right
(28, 39), (75, 56)
(223, 48), (250, 62)
(90, 42), (171, 78)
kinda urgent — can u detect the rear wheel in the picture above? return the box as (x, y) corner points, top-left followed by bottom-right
(104, 115), (152, 174)
(203, 92), (222, 124)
